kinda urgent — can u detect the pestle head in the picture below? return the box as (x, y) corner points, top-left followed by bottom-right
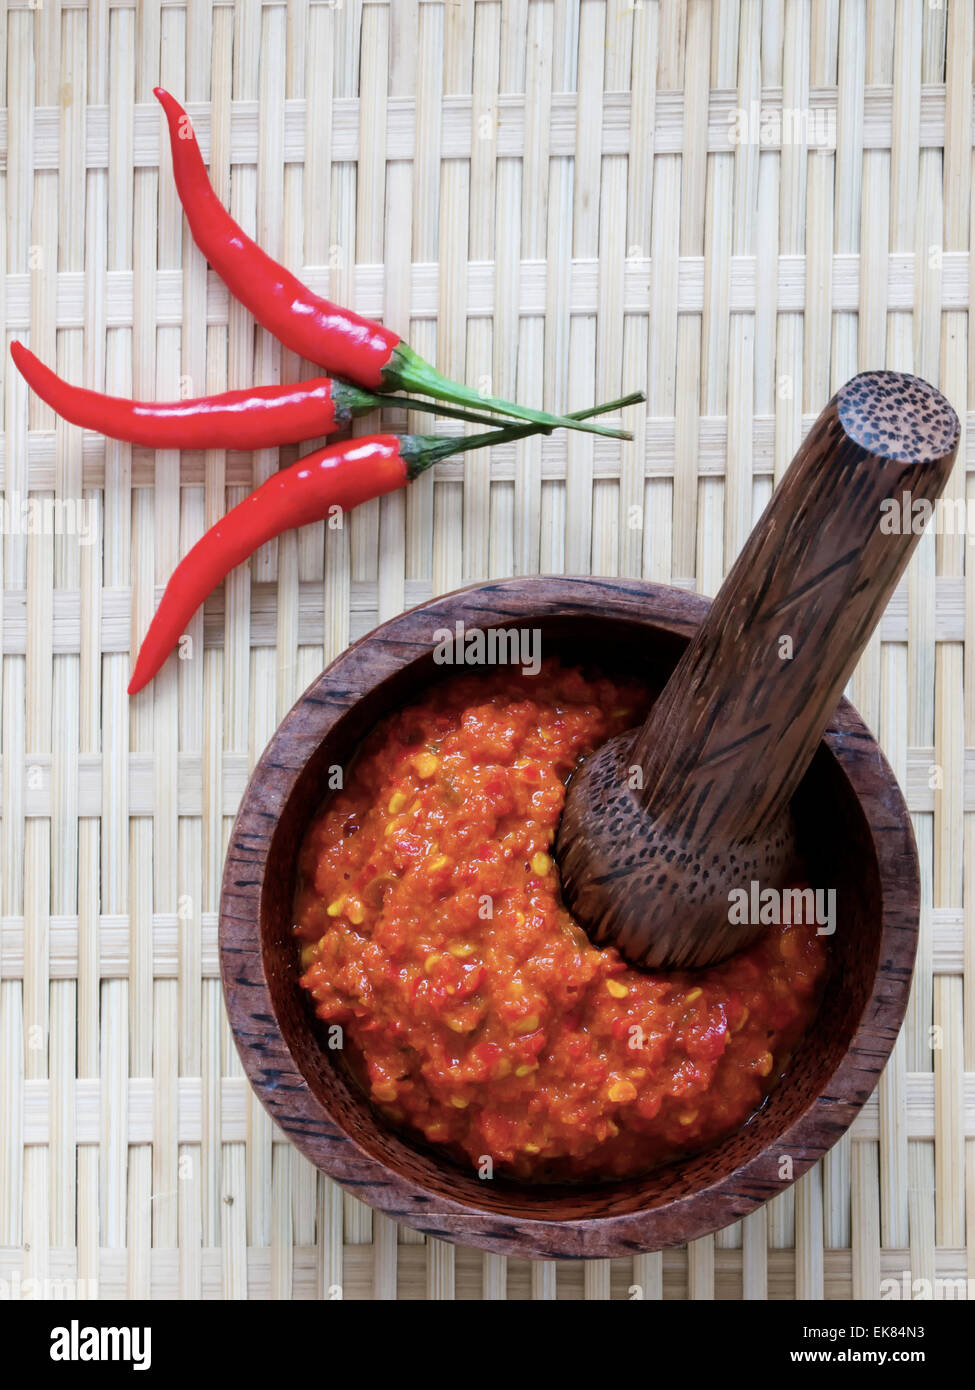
(837, 372), (960, 464)
(555, 730), (799, 969)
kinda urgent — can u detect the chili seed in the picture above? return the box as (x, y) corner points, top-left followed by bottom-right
(412, 752), (439, 779)
(513, 1013), (539, 1034)
(607, 1080), (637, 1102)
(606, 979), (628, 999)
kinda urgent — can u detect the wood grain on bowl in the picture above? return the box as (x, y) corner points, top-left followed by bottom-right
(219, 576), (919, 1259)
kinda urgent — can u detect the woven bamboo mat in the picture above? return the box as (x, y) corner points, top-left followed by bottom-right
(1, 0), (973, 1302)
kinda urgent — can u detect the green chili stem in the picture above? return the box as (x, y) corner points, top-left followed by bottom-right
(400, 391), (646, 477)
(386, 344), (635, 443)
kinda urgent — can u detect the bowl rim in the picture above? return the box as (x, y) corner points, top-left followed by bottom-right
(219, 575), (919, 1259)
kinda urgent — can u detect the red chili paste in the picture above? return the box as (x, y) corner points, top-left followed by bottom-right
(295, 661), (827, 1181)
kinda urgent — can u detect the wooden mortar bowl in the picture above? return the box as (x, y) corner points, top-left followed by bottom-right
(219, 576), (918, 1259)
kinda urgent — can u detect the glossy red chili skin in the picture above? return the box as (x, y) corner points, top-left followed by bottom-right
(11, 342), (350, 449)
(154, 89), (635, 440)
(127, 414), (556, 695)
(155, 89), (399, 389)
(128, 435), (407, 694)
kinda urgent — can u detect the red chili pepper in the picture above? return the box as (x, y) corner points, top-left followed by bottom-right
(128, 392), (642, 695)
(11, 342), (356, 448)
(154, 88), (632, 443)
(128, 434), (408, 693)
(10, 341), (523, 449)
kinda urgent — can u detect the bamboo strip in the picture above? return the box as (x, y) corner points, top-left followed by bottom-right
(2, 1237), (973, 1300)
(632, 1250), (662, 1301)
(584, 1257), (610, 1302)
(373, 1212), (398, 1302)
(531, 1259), (557, 1300)
(933, 0), (970, 1262)
(13, 250), (975, 337)
(851, 1141), (880, 1299)
(10, 81), (975, 169)
(795, 1166), (824, 1301)
(200, 62), (232, 1250)
(687, 1233), (714, 1301)
(11, 1067), (975, 1145)
(741, 1207), (767, 1301)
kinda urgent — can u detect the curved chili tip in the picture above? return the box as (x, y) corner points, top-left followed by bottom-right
(11, 339), (32, 373)
(153, 88), (202, 165)
(153, 86), (180, 117)
(11, 339), (69, 410)
(128, 660), (153, 698)
(10, 339), (59, 408)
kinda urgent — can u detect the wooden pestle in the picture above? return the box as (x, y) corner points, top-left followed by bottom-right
(555, 372), (960, 969)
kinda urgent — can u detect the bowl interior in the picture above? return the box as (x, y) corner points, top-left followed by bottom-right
(257, 612), (881, 1224)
